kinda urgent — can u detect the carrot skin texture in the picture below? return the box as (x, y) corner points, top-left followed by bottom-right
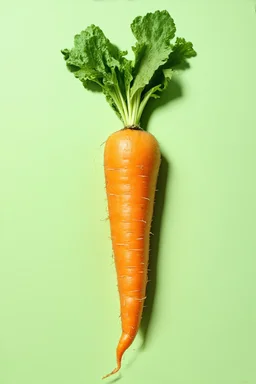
(103, 128), (161, 378)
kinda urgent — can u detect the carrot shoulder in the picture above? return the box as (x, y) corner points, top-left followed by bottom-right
(103, 127), (161, 378)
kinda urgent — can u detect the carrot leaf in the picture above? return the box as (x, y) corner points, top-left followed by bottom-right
(61, 10), (196, 127)
(130, 10), (176, 98)
(61, 25), (131, 123)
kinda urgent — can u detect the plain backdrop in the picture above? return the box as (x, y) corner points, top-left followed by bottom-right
(0, 1), (256, 383)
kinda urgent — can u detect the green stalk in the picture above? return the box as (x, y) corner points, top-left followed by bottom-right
(128, 90), (142, 126)
(110, 92), (128, 125)
(126, 87), (132, 124)
(115, 86), (129, 125)
(135, 90), (154, 125)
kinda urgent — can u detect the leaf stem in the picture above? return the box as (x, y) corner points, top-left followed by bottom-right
(126, 87), (132, 123)
(132, 90), (142, 125)
(136, 89), (155, 125)
(115, 86), (129, 125)
(110, 92), (127, 125)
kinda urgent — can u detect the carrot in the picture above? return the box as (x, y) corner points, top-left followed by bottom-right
(61, 9), (196, 378)
(102, 127), (161, 378)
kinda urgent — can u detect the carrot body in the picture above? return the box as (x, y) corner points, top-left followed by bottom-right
(103, 127), (161, 378)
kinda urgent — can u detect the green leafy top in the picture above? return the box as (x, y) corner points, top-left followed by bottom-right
(61, 10), (196, 127)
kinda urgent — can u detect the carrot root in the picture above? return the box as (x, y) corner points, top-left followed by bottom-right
(102, 332), (134, 379)
(102, 366), (121, 380)
(103, 128), (161, 377)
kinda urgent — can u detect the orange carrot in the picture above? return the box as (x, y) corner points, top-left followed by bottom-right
(61, 9), (196, 379)
(102, 127), (161, 378)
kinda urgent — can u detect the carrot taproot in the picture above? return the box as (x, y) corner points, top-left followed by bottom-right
(102, 126), (161, 379)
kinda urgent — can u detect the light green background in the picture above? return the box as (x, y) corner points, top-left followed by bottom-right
(0, 1), (256, 383)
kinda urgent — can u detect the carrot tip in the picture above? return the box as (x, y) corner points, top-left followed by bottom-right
(102, 366), (120, 380)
